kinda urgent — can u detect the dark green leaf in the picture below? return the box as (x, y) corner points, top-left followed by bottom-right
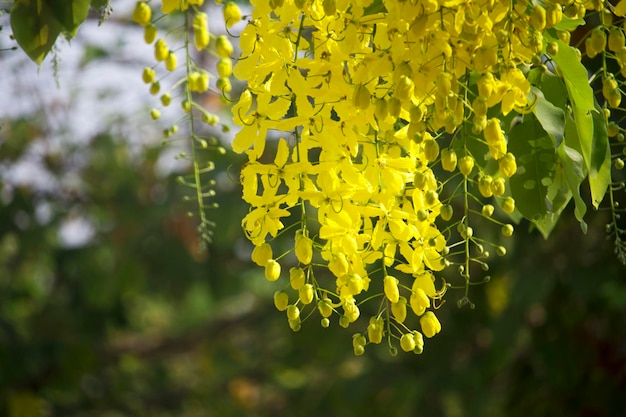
(531, 86), (565, 147)
(46, 0), (91, 36)
(557, 143), (587, 224)
(10, 0), (62, 65)
(508, 117), (558, 236)
(548, 37), (599, 197)
(588, 100), (611, 208)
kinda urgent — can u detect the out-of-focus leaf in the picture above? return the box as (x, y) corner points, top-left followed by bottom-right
(588, 100), (611, 208)
(10, 0), (62, 65)
(47, 0), (91, 36)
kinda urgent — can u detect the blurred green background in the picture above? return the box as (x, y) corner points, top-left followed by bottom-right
(2, 5), (626, 417)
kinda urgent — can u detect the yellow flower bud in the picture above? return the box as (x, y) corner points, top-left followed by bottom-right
(165, 51), (177, 71)
(420, 311), (441, 338)
(264, 259), (281, 281)
(132, 1), (152, 27)
(352, 83), (371, 110)
(478, 175), (494, 198)
(150, 109), (161, 120)
(343, 298), (360, 323)
(545, 3), (562, 28)
(193, 12), (210, 50)
(394, 75), (415, 102)
(323, 0), (336, 16)
(216, 35), (234, 58)
(367, 317), (384, 344)
(374, 98), (388, 120)
(589, 27), (607, 54)
(423, 139), (439, 163)
(295, 230), (313, 265)
(383, 275), (400, 303)
(400, 333), (416, 352)
(413, 331), (424, 354)
(491, 177), (506, 196)
(142, 67), (156, 84)
(529, 5), (546, 30)
(144, 24), (157, 44)
(501, 196), (516, 214)
(458, 155), (475, 176)
(482, 204), (495, 217)
(217, 58), (233, 78)
(289, 267), (306, 290)
(410, 288), (430, 316)
(498, 152), (517, 177)
(223, 1), (242, 28)
(608, 27), (625, 52)
(391, 296), (407, 323)
(274, 291), (289, 311)
(149, 82), (160, 95)
(217, 77), (232, 93)
(154, 39), (168, 62)
(299, 283), (314, 305)
(388, 97), (402, 118)
(501, 224), (514, 237)
(318, 298), (333, 317)
(440, 204), (453, 221)
(160, 93), (171, 106)
(286, 304), (300, 321)
(441, 148), (457, 172)
(252, 242), (273, 266)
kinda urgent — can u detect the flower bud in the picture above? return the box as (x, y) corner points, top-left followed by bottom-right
(367, 317), (384, 344)
(498, 152), (517, 177)
(216, 35), (234, 58)
(410, 288), (430, 316)
(374, 98), (389, 120)
(391, 296), (407, 323)
(383, 275), (400, 303)
(299, 283), (314, 305)
(144, 24), (157, 44)
(458, 155), (475, 176)
(323, 0), (336, 15)
(501, 196), (516, 214)
(420, 311), (441, 338)
(132, 1), (152, 27)
(441, 148), (457, 172)
(223, 1), (242, 28)
(394, 75), (415, 102)
(193, 12), (210, 50)
(400, 333), (416, 352)
(423, 139), (439, 163)
(352, 83), (371, 110)
(155, 39), (168, 62)
(491, 177), (506, 196)
(287, 304), (300, 321)
(295, 230), (313, 265)
(217, 57), (233, 78)
(318, 297), (333, 317)
(165, 51), (177, 72)
(265, 259), (281, 281)
(289, 267), (306, 290)
(274, 291), (289, 311)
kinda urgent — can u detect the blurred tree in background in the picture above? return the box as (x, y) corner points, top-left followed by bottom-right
(1, 0), (626, 416)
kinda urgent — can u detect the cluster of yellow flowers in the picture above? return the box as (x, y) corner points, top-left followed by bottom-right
(229, 0), (626, 354)
(135, 0), (626, 354)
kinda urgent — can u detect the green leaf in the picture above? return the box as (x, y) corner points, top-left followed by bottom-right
(548, 38), (596, 176)
(508, 117), (558, 237)
(552, 16), (585, 32)
(10, 0), (62, 65)
(531, 86), (565, 147)
(557, 143), (587, 225)
(588, 100), (612, 208)
(46, 0), (91, 36)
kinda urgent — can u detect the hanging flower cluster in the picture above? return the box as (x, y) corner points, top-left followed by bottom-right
(228, 0), (626, 355)
(132, 0), (239, 244)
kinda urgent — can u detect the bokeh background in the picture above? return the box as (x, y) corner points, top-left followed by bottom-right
(1, 2), (626, 416)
